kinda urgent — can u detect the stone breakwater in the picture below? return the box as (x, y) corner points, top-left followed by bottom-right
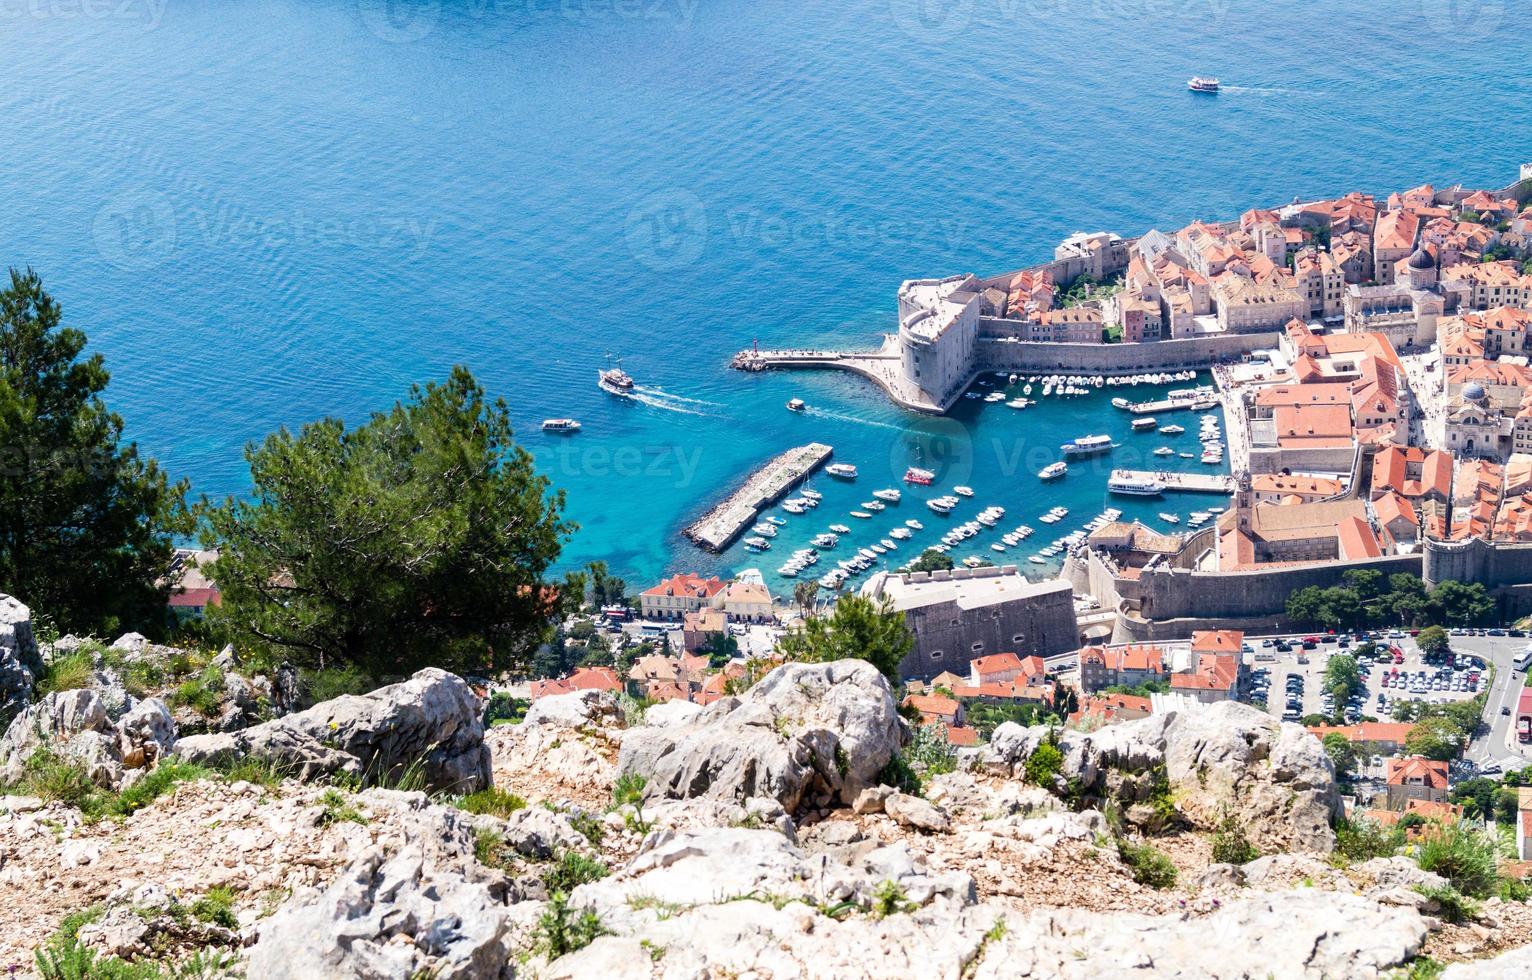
(682, 441), (832, 552)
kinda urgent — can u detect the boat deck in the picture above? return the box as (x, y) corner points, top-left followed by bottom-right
(683, 443), (834, 552)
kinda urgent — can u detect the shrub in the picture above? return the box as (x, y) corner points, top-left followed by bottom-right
(36, 650), (96, 696)
(316, 789), (367, 826)
(1414, 823), (1499, 898)
(455, 787), (526, 819)
(190, 886), (239, 930)
(483, 691), (528, 727)
(13, 747), (103, 814)
(907, 723), (958, 778)
(1116, 838), (1177, 889)
(1333, 816), (1403, 864)
(169, 666), (226, 718)
(108, 760), (213, 817)
(543, 850), (608, 893)
(299, 665), (375, 706)
(1023, 741), (1063, 787)
(877, 752), (922, 796)
(213, 755), (288, 789)
(536, 891), (606, 958)
(1413, 883), (1478, 924)
(1210, 817), (1260, 866)
(871, 880), (913, 918)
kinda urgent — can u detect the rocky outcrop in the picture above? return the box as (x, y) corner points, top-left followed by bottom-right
(173, 668), (490, 793)
(986, 701), (1340, 852)
(521, 689), (619, 729)
(1443, 944), (1532, 978)
(617, 660), (907, 813)
(0, 687), (174, 789)
(248, 845), (516, 979)
(0, 595), (41, 726)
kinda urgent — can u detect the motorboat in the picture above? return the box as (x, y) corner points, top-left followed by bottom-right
(1153, 447), (1175, 456)
(1132, 417), (1158, 431)
(889, 527), (912, 540)
(786, 398), (806, 412)
(744, 537), (771, 551)
(830, 523), (852, 534)
(903, 466), (935, 485)
(1038, 461), (1068, 481)
(1188, 75), (1220, 93)
(1158, 512), (1181, 524)
(781, 499), (807, 514)
(873, 488), (902, 503)
(801, 488), (822, 501)
(905, 519), (923, 530)
(1161, 425), (1185, 435)
(927, 498), (955, 514)
(862, 500), (886, 511)
(1029, 556), (1046, 564)
(826, 463), (858, 480)
(752, 523), (777, 537)
(766, 515), (787, 526)
(541, 418), (581, 433)
(1111, 397), (1130, 409)
(812, 533), (839, 548)
(953, 486), (975, 497)
(850, 510), (873, 519)
(1179, 452), (1194, 459)
(1060, 434), (1115, 457)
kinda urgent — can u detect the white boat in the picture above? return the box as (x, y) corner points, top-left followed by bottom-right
(880, 538), (897, 550)
(1179, 452), (1194, 459)
(1060, 434), (1115, 457)
(869, 544), (886, 555)
(830, 523), (852, 534)
(863, 500), (886, 511)
(1153, 447), (1175, 456)
(597, 356), (635, 395)
(752, 523), (777, 537)
(1108, 475), (1165, 496)
(1024, 384), (1033, 394)
(1007, 398), (1029, 409)
(850, 510), (873, 519)
(1038, 461), (1068, 481)
(953, 486), (975, 497)
(826, 463), (858, 480)
(905, 519), (923, 530)
(1158, 512), (1181, 524)
(1132, 417), (1158, 431)
(781, 499), (807, 514)
(984, 391), (1005, 403)
(1111, 397), (1130, 409)
(927, 498), (954, 514)
(859, 548), (878, 559)
(991, 544), (1007, 553)
(766, 515), (787, 526)
(962, 556), (985, 568)
(812, 533), (839, 548)
(744, 537), (771, 551)
(873, 488), (902, 503)
(1161, 425), (1184, 435)
(801, 488), (822, 501)
(1029, 556), (1046, 564)
(786, 398), (806, 412)
(541, 418), (581, 433)
(889, 527), (912, 540)
(778, 565), (798, 577)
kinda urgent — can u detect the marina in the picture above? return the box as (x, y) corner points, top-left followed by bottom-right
(682, 442), (834, 553)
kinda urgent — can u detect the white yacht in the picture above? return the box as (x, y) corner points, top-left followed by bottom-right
(1108, 475), (1164, 496)
(953, 486), (975, 497)
(872, 488), (902, 503)
(1038, 461), (1068, 481)
(826, 463), (858, 480)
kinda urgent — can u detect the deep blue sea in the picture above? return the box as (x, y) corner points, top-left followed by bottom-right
(3, 0), (1529, 592)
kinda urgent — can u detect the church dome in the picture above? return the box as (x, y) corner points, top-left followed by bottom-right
(1463, 381), (1487, 402)
(1408, 246), (1435, 270)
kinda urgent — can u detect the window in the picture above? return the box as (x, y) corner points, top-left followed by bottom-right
(971, 642), (984, 653)
(930, 649), (943, 661)
(1012, 633), (1026, 644)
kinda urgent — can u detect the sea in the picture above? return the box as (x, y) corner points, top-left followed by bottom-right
(3, 0), (1529, 595)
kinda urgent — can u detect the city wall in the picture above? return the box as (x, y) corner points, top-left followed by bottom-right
(974, 330), (1277, 375)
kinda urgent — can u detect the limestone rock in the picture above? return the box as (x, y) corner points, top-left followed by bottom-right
(852, 784), (892, 815)
(1443, 943), (1532, 978)
(884, 792), (950, 833)
(0, 688), (124, 787)
(641, 699), (702, 728)
(247, 845), (514, 979)
(174, 668), (490, 793)
(0, 595), (41, 726)
(1354, 856), (1450, 894)
(617, 660), (906, 813)
(116, 698), (176, 769)
(522, 689), (619, 729)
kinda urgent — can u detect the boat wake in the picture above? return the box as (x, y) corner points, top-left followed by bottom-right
(638, 385), (723, 407)
(1220, 85), (1305, 96)
(803, 406), (905, 432)
(615, 388), (714, 417)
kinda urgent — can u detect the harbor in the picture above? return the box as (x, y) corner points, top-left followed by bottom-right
(683, 442), (834, 553)
(1110, 469), (1235, 494)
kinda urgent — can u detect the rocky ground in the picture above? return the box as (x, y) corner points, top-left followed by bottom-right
(2, 598), (1531, 977)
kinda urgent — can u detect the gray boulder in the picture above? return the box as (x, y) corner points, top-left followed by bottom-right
(247, 845), (513, 979)
(884, 792), (950, 833)
(116, 698), (176, 769)
(0, 595), (41, 725)
(985, 701), (1340, 852)
(174, 668), (490, 793)
(617, 660), (906, 813)
(1443, 944), (1532, 978)
(521, 689), (618, 729)
(0, 688), (120, 785)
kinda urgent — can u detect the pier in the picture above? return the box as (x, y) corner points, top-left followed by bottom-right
(1112, 469), (1235, 494)
(1123, 396), (1212, 415)
(684, 442), (834, 553)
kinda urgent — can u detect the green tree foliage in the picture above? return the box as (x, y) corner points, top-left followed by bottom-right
(1285, 575), (1495, 630)
(1322, 732), (1358, 783)
(1430, 581), (1494, 627)
(1415, 625), (1450, 656)
(906, 549), (954, 573)
(792, 580), (820, 615)
(201, 367), (577, 677)
(776, 594), (913, 683)
(0, 269), (191, 635)
(1405, 716), (1465, 761)
(585, 561), (628, 608)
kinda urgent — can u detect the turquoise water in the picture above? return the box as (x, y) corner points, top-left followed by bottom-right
(2, 0), (1529, 591)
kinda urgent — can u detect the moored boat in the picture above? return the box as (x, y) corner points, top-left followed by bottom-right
(1038, 461), (1068, 481)
(826, 463), (858, 479)
(1060, 434), (1115, 457)
(541, 418), (581, 433)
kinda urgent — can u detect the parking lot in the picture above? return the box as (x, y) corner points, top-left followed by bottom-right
(1244, 630), (1492, 725)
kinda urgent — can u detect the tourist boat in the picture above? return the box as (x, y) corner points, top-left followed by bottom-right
(1153, 446), (1174, 456)
(953, 486), (975, 497)
(1107, 474), (1165, 496)
(1188, 76), (1220, 93)
(1038, 461), (1068, 481)
(1208, 506), (1225, 514)
(826, 463), (858, 480)
(903, 466), (935, 485)
(1111, 397), (1131, 409)
(1161, 425), (1184, 435)
(863, 500), (886, 511)
(830, 523), (852, 534)
(786, 398), (806, 412)
(850, 510), (873, 519)
(1158, 513), (1181, 524)
(1191, 396), (1218, 410)
(812, 533), (839, 548)
(905, 519), (923, 530)
(1060, 434), (1115, 457)
(597, 355), (635, 395)
(541, 418), (581, 433)
(873, 488), (902, 503)
(1132, 417), (1158, 431)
